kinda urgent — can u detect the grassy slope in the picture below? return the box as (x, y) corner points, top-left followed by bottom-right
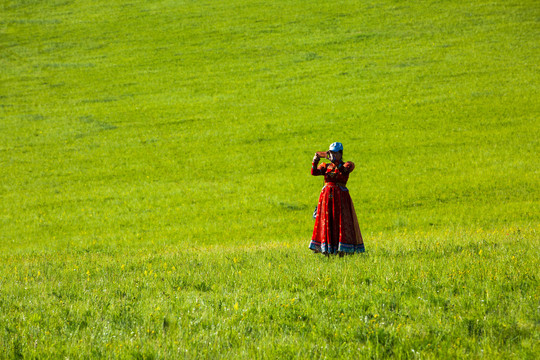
(0, 0), (539, 358)
(1, 0), (538, 250)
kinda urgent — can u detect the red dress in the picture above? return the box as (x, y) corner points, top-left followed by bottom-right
(309, 160), (365, 254)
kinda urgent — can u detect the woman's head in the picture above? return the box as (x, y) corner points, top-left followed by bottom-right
(328, 142), (343, 163)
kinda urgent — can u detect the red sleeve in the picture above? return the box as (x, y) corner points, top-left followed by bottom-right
(343, 161), (355, 173)
(311, 162), (327, 176)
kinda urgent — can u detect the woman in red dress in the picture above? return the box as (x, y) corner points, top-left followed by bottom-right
(309, 142), (365, 255)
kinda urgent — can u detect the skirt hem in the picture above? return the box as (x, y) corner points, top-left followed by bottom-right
(309, 240), (365, 254)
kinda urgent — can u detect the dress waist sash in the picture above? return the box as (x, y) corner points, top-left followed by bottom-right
(325, 182), (347, 187)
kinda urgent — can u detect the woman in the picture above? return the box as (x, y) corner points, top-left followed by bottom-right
(309, 142), (365, 255)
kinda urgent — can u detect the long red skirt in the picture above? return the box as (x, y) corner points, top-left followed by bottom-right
(309, 184), (365, 254)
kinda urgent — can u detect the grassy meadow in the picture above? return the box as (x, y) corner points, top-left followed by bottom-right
(1, 0), (539, 358)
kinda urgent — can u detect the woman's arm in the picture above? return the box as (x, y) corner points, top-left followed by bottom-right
(342, 161), (355, 173)
(311, 154), (327, 176)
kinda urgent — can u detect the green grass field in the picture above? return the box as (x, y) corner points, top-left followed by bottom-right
(1, 0), (539, 358)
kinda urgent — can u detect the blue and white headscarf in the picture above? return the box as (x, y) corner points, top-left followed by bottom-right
(329, 142), (343, 152)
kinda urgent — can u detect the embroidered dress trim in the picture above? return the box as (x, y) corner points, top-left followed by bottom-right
(309, 240), (365, 254)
